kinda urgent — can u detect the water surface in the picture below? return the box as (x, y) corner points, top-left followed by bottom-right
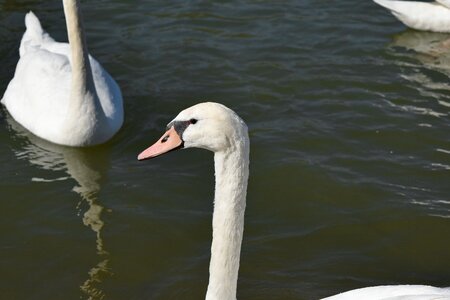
(0, 1), (449, 299)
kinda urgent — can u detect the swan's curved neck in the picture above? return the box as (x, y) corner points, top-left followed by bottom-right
(206, 138), (250, 300)
(62, 0), (98, 107)
(61, 0), (106, 144)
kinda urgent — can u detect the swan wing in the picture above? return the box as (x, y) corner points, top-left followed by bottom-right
(89, 57), (124, 130)
(322, 285), (450, 300)
(373, 0), (450, 33)
(2, 45), (122, 144)
(2, 47), (72, 142)
(19, 11), (56, 57)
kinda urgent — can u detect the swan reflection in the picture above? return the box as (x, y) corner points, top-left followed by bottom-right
(391, 30), (450, 71)
(388, 30), (450, 123)
(6, 115), (112, 300)
(387, 31), (450, 218)
(389, 30), (450, 100)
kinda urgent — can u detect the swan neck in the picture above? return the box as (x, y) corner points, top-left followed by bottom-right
(206, 140), (249, 300)
(63, 0), (96, 100)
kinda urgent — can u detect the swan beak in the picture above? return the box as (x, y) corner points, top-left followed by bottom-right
(137, 126), (183, 161)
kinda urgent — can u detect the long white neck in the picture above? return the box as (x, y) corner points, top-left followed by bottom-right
(206, 138), (250, 300)
(62, 0), (104, 144)
(63, 0), (96, 99)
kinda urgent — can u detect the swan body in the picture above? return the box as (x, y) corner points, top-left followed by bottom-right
(373, 0), (450, 33)
(137, 103), (448, 300)
(1, 0), (123, 146)
(322, 284), (450, 300)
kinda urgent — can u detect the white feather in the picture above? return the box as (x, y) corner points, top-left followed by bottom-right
(322, 285), (450, 300)
(437, 0), (450, 9)
(373, 0), (450, 33)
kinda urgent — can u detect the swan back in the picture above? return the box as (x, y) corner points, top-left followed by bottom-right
(323, 285), (450, 300)
(373, 0), (450, 33)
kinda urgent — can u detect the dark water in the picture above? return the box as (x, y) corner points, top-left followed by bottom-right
(0, 1), (449, 299)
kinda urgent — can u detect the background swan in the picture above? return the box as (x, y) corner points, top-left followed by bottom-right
(373, 0), (450, 33)
(138, 102), (450, 300)
(322, 285), (450, 299)
(1, 0), (123, 146)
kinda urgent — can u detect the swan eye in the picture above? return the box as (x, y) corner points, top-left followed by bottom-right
(190, 118), (198, 124)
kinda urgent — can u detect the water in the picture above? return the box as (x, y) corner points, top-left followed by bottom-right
(0, 1), (449, 299)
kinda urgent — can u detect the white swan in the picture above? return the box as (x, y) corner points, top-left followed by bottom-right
(138, 102), (249, 300)
(137, 102), (450, 299)
(373, 0), (450, 33)
(1, 0), (123, 146)
(322, 285), (450, 299)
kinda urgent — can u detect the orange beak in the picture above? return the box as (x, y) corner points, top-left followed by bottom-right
(137, 126), (183, 161)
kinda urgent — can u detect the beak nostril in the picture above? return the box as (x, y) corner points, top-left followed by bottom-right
(161, 135), (169, 143)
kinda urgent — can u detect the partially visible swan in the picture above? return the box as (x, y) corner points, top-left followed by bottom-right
(322, 285), (450, 299)
(373, 0), (450, 33)
(137, 102), (450, 299)
(1, 0), (123, 146)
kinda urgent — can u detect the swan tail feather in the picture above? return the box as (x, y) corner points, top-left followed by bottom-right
(20, 11), (53, 57)
(25, 11), (44, 37)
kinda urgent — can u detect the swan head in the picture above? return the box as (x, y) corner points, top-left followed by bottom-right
(138, 102), (248, 160)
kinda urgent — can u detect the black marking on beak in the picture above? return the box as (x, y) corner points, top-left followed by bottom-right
(166, 120), (192, 140)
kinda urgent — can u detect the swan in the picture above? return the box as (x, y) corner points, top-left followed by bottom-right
(137, 102), (450, 299)
(373, 0), (450, 33)
(322, 285), (450, 299)
(1, 0), (123, 146)
(138, 102), (249, 300)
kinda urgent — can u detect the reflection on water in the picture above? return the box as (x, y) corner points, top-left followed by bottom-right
(391, 30), (450, 71)
(387, 30), (450, 218)
(5, 115), (112, 300)
(388, 30), (450, 123)
(389, 30), (450, 112)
